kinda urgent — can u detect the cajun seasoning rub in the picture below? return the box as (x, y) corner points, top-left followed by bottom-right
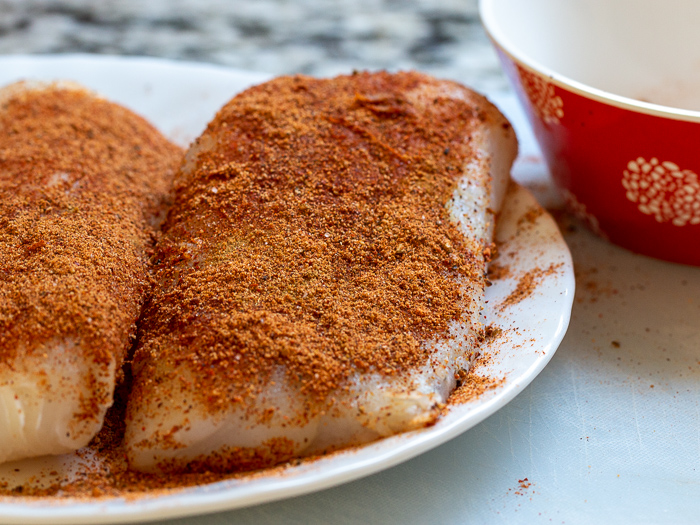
(126, 71), (517, 472)
(0, 81), (182, 464)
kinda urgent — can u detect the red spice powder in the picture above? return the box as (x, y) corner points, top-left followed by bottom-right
(0, 84), (182, 367)
(130, 71), (504, 422)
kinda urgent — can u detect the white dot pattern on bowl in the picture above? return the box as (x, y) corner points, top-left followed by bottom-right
(517, 65), (564, 125)
(622, 157), (700, 226)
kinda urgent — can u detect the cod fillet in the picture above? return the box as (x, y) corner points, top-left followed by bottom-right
(125, 71), (517, 472)
(0, 81), (182, 464)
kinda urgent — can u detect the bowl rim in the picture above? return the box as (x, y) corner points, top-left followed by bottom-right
(479, 0), (700, 123)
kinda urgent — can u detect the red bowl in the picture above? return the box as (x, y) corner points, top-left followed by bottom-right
(480, 0), (700, 265)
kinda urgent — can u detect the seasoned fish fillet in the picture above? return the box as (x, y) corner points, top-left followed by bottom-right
(0, 81), (182, 464)
(125, 71), (517, 472)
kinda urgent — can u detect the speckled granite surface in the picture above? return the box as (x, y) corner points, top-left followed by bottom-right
(0, 0), (508, 93)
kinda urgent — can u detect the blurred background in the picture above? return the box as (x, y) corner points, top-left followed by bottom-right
(0, 0), (507, 93)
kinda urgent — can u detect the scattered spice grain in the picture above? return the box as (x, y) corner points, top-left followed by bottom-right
(488, 261), (511, 281)
(498, 263), (562, 312)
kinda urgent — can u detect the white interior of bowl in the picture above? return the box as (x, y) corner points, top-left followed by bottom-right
(480, 0), (700, 115)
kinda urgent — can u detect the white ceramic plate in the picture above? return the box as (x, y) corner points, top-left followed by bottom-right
(0, 55), (574, 524)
